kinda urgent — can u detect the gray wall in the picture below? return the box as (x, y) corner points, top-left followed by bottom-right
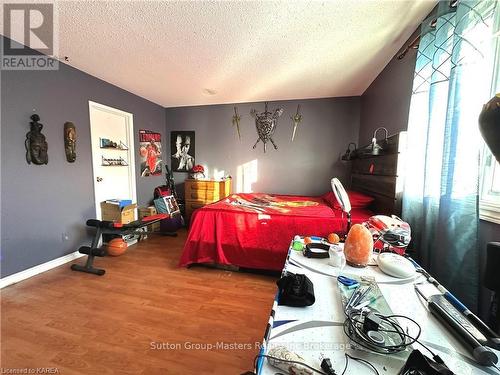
(1, 39), (166, 277)
(165, 97), (360, 197)
(358, 30), (418, 146)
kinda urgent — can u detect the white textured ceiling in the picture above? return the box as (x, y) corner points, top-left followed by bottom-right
(53, 0), (436, 107)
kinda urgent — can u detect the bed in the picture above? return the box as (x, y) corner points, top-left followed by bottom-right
(179, 132), (406, 271)
(178, 192), (373, 271)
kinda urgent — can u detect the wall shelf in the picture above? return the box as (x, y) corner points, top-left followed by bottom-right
(99, 138), (129, 150)
(101, 156), (128, 166)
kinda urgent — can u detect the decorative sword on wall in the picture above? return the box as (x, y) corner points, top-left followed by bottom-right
(291, 104), (302, 142)
(232, 106), (241, 141)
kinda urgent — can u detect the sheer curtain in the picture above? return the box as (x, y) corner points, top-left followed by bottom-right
(402, 0), (498, 310)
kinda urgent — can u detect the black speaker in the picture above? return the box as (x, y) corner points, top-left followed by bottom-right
(485, 242), (500, 291)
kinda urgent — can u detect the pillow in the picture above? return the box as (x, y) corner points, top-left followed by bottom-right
(321, 191), (338, 208)
(344, 190), (375, 209)
(322, 190), (374, 209)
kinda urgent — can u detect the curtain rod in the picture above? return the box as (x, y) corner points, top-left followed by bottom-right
(397, 35), (421, 60)
(397, 0), (457, 60)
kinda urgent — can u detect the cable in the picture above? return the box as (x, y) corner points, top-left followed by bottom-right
(412, 338), (437, 358)
(343, 307), (424, 355)
(342, 353), (380, 375)
(256, 351), (383, 375)
(492, 362), (500, 372)
(340, 355), (349, 375)
(341, 304), (458, 373)
(254, 354), (327, 375)
(339, 353), (379, 375)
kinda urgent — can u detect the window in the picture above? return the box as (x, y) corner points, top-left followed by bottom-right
(480, 151), (500, 223)
(479, 11), (500, 223)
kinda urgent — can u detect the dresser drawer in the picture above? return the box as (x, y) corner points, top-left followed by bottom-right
(184, 179), (232, 224)
(186, 200), (208, 211)
(186, 189), (219, 201)
(185, 180), (217, 191)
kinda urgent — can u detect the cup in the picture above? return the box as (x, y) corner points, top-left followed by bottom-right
(329, 245), (346, 269)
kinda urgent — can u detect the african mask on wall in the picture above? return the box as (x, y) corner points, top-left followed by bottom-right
(250, 102), (283, 152)
(64, 122), (76, 162)
(25, 114), (48, 165)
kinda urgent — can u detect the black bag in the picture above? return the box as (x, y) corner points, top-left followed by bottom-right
(276, 273), (315, 307)
(154, 185), (171, 199)
(398, 350), (455, 375)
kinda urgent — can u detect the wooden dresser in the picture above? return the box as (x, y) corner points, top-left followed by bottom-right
(350, 132), (406, 216)
(184, 178), (232, 222)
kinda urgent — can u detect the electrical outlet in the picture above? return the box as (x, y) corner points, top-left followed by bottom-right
(62, 233), (70, 242)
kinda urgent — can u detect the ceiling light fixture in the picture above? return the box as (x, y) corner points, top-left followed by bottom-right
(203, 88), (217, 96)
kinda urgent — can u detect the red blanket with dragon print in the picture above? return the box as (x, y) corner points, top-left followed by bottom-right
(179, 193), (373, 271)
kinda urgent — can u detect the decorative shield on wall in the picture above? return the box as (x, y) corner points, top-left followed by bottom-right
(251, 102), (283, 152)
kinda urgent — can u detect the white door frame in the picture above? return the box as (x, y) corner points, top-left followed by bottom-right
(88, 101), (137, 219)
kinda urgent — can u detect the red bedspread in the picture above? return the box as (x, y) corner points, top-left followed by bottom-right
(179, 193), (373, 271)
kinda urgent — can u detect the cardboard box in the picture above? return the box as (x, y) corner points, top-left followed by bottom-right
(138, 206), (157, 219)
(101, 201), (137, 224)
(138, 206), (160, 232)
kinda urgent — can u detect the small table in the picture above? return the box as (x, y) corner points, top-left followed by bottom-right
(256, 239), (500, 374)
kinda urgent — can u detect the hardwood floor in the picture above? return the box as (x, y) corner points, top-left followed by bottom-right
(1, 229), (278, 374)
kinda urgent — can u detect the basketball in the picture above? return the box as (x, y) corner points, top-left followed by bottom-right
(107, 238), (127, 256)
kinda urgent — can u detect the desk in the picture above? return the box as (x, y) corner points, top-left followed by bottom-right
(257, 241), (500, 374)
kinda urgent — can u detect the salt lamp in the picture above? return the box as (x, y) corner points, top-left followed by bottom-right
(343, 224), (373, 267)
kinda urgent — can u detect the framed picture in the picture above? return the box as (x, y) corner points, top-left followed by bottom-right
(166, 195), (180, 214)
(171, 131), (195, 172)
(154, 195), (180, 215)
(139, 130), (162, 177)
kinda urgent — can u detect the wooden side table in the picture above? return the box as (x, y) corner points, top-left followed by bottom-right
(184, 178), (231, 222)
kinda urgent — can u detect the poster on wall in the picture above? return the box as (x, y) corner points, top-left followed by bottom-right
(139, 130), (162, 177)
(170, 131), (195, 172)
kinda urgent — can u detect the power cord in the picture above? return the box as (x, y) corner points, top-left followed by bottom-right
(343, 304), (451, 370)
(253, 352), (380, 375)
(343, 308), (422, 354)
(341, 353), (380, 375)
(253, 354), (328, 375)
(320, 356), (337, 375)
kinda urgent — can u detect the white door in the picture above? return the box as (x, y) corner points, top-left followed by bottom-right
(89, 101), (137, 220)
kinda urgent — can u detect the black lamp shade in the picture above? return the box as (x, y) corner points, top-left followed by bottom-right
(485, 242), (500, 291)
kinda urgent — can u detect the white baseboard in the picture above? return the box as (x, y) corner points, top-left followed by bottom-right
(0, 251), (85, 289)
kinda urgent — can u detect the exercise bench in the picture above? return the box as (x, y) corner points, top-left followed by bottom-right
(70, 214), (177, 276)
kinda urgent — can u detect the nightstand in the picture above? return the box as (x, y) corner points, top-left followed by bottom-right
(184, 178), (231, 222)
